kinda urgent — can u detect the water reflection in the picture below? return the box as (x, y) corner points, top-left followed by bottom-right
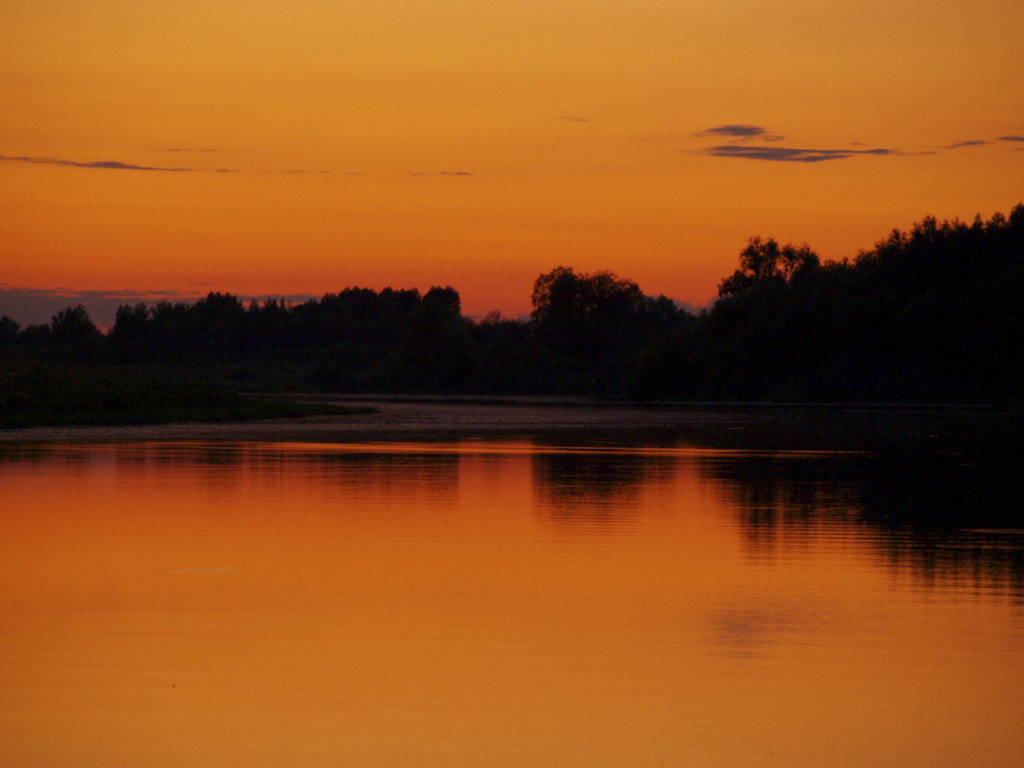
(1, 438), (1022, 768)
(699, 448), (1024, 597)
(708, 596), (831, 659)
(532, 452), (654, 534)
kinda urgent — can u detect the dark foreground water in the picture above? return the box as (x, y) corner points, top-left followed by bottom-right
(1, 437), (1022, 767)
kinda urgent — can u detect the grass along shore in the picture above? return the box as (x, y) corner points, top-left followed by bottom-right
(0, 362), (373, 429)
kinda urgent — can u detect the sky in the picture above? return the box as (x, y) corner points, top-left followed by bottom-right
(2, 0), (1023, 325)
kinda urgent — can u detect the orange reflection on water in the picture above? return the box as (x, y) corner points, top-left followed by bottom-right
(0, 441), (1022, 767)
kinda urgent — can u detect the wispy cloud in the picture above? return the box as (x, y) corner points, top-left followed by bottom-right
(695, 124), (767, 138)
(407, 170), (472, 177)
(689, 122), (915, 162)
(0, 154), (194, 172)
(693, 124), (785, 142)
(260, 169), (331, 174)
(559, 115), (589, 123)
(943, 140), (990, 149)
(0, 153), (340, 174)
(159, 147), (218, 153)
(997, 135), (1024, 142)
(695, 145), (900, 163)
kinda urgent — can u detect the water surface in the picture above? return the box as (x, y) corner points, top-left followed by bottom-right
(1, 438), (1022, 767)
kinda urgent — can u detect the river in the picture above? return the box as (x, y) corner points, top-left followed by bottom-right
(1, 430), (1022, 766)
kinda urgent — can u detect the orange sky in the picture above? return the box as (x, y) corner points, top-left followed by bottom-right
(2, 0), (1023, 320)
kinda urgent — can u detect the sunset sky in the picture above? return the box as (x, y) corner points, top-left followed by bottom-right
(2, 0), (1023, 323)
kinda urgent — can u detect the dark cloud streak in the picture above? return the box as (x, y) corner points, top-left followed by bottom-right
(1, 153), (336, 174)
(943, 140), (990, 149)
(407, 170), (473, 177)
(695, 145), (899, 163)
(0, 154), (191, 172)
(695, 124), (769, 138)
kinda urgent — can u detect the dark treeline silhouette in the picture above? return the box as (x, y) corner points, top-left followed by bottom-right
(2, 205), (1022, 402)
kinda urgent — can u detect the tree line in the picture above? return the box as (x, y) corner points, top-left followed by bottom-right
(3, 205), (1022, 402)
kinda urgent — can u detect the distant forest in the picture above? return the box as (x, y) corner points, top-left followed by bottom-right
(3, 205), (1022, 403)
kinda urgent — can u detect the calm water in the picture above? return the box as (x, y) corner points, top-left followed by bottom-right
(1, 438), (1022, 767)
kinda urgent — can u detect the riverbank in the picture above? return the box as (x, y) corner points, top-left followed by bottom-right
(2, 395), (1021, 453)
(0, 363), (372, 429)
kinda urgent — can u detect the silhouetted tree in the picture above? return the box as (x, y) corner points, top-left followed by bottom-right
(4, 203), (1018, 402)
(530, 266), (653, 390)
(533, 267), (641, 347)
(423, 285), (461, 313)
(109, 303), (152, 361)
(718, 237), (819, 297)
(191, 292), (246, 361)
(50, 304), (103, 360)
(16, 324), (51, 349)
(468, 312), (547, 392)
(388, 287), (473, 391)
(148, 300), (192, 362)
(0, 316), (19, 346)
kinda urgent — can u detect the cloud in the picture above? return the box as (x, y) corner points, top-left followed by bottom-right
(408, 170), (472, 176)
(695, 124), (769, 138)
(559, 115), (588, 123)
(693, 124), (785, 143)
(997, 135), (1024, 142)
(0, 154), (192, 172)
(689, 122), (951, 162)
(160, 147), (217, 153)
(695, 145), (899, 163)
(1, 153), (333, 174)
(260, 169), (331, 174)
(943, 140), (990, 149)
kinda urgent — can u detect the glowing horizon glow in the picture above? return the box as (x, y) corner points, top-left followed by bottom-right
(2, 0), (1023, 320)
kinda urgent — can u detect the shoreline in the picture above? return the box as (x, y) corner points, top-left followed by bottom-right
(2, 395), (1021, 451)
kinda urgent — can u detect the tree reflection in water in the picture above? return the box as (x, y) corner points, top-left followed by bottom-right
(700, 447), (1024, 598)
